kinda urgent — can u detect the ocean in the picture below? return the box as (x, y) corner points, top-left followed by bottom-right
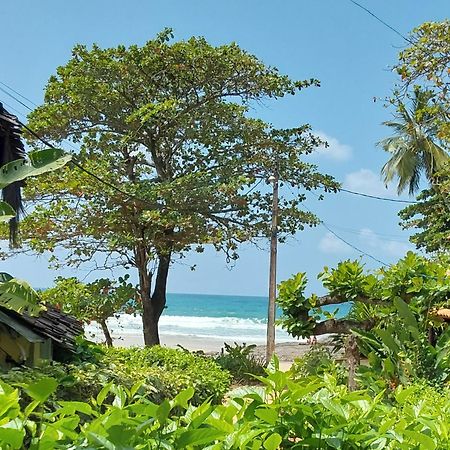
(85, 293), (351, 344)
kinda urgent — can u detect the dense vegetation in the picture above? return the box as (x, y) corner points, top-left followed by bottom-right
(1, 360), (450, 449)
(0, 346), (231, 407)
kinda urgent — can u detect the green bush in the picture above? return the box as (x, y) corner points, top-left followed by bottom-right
(102, 346), (231, 404)
(214, 342), (266, 383)
(0, 346), (231, 406)
(291, 344), (347, 384)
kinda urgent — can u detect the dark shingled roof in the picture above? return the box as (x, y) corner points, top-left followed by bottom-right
(0, 305), (83, 352)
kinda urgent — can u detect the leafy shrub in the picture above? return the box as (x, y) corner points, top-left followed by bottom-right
(1, 362), (450, 449)
(290, 344), (347, 384)
(0, 346), (231, 406)
(214, 342), (266, 383)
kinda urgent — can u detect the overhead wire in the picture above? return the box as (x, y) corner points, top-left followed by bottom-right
(288, 185), (390, 266)
(347, 0), (414, 45)
(320, 220), (389, 266)
(0, 79), (422, 208)
(0, 80), (423, 261)
(340, 188), (417, 204)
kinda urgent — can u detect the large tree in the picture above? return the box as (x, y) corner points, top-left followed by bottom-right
(10, 30), (337, 345)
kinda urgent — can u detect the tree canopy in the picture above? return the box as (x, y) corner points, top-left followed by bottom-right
(42, 276), (136, 347)
(10, 30), (338, 345)
(277, 252), (450, 339)
(395, 20), (450, 143)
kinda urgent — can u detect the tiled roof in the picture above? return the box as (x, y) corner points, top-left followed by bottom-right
(0, 305), (83, 351)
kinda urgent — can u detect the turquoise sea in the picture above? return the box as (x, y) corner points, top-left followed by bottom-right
(95, 293), (351, 344)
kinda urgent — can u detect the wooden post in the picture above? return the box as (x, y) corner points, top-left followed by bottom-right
(266, 171), (279, 363)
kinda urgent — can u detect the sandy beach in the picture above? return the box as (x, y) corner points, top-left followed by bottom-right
(99, 332), (332, 371)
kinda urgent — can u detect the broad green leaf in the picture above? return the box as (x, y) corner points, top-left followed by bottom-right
(255, 407), (278, 425)
(27, 148), (72, 176)
(96, 381), (113, 406)
(0, 273), (13, 282)
(0, 201), (16, 223)
(24, 377), (58, 403)
(172, 386), (194, 409)
(264, 433), (282, 450)
(0, 150), (72, 189)
(0, 427), (25, 449)
(57, 401), (93, 415)
(86, 431), (116, 450)
(403, 430), (436, 449)
(156, 399), (171, 425)
(394, 297), (420, 338)
(0, 278), (43, 316)
(177, 429), (226, 448)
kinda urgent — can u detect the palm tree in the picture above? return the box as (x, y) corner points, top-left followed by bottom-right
(380, 89), (449, 195)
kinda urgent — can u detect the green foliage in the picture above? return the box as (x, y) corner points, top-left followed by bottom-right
(290, 345), (346, 384)
(0, 277), (43, 316)
(319, 259), (376, 300)
(395, 20), (450, 142)
(379, 88), (449, 195)
(0, 148), (71, 224)
(276, 271), (315, 337)
(0, 145), (71, 317)
(12, 30), (338, 343)
(391, 20), (450, 254)
(214, 342), (266, 383)
(41, 276), (136, 345)
(1, 367), (450, 449)
(278, 252), (450, 339)
(356, 309), (450, 387)
(399, 174), (450, 253)
(1, 345), (230, 407)
(103, 346), (231, 404)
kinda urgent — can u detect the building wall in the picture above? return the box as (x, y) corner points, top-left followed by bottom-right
(0, 323), (52, 369)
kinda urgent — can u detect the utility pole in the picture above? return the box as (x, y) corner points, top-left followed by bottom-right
(266, 170), (279, 363)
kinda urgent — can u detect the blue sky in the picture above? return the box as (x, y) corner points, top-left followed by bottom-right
(1, 1), (448, 295)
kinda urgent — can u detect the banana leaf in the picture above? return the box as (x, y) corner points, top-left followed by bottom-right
(0, 149), (72, 189)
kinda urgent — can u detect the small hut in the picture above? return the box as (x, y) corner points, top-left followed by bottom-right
(0, 305), (83, 369)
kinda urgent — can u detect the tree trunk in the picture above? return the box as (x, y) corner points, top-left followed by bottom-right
(345, 334), (360, 391)
(99, 319), (113, 347)
(141, 253), (171, 346)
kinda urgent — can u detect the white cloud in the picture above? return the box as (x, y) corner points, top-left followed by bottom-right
(313, 131), (352, 161)
(359, 228), (412, 258)
(344, 169), (397, 197)
(318, 232), (351, 254)
(318, 227), (413, 259)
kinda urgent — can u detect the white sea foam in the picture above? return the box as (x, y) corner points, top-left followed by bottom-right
(85, 313), (296, 343)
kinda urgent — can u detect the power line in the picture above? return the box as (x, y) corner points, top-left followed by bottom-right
(0, 86), (34, 112)
(348, 0), (414, 45)
(0, 82), (39, 108)
(340, 188), (417, 204)
(0, 81), (421, 208)
(320, 221), (388, 266)
(289, 186), (390, 266)
(324, 222), (410, 243)
(19, 121), (160, 208)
